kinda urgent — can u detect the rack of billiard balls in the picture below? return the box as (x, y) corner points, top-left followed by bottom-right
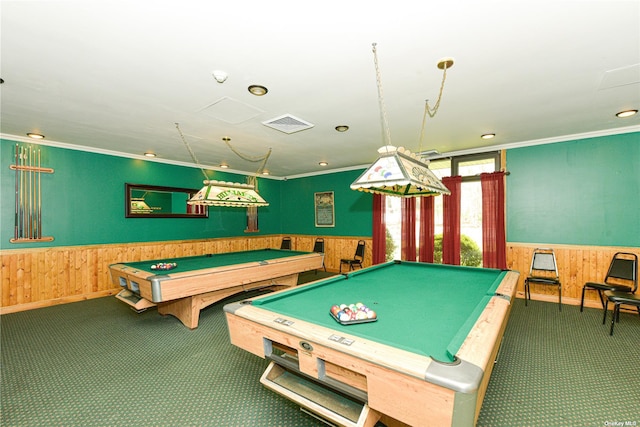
(330, 302), (377, 325)
(150, 262), (177, 271)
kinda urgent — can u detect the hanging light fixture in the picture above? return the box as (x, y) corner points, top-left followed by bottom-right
(351, 43), (453, 197)
(176, 124), (270, 207)
(188, 180), (268, 207)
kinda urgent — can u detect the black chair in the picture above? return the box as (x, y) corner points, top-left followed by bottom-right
(524, 248), (562, 311)
(339, 240), (365, 273)
(580, 252), (638, 312)
(280, 237), (291, 250)
(602, 291), (640, 335)
(312, 238), (326, 273)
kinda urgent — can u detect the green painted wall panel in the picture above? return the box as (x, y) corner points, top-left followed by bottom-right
(1, 139), (281, 248)
(280, 170), (373, 237)
(5, 131), (636, 250)
(506, 132), (640, 247)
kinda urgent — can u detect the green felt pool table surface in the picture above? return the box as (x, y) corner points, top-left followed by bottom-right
(251, 261), (509, 362)
(120, 248), (312, 274)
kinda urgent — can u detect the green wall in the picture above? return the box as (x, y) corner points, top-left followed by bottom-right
(4, 131), (637, 250)
(279, 170), (373, 237)
(506, 132), (640, 247)
(0, 139), (281, 248)
(0, 139), (372, 249)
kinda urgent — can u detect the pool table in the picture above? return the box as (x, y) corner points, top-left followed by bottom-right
(224, 260), (519, 427)
(109, 249), (324, 329)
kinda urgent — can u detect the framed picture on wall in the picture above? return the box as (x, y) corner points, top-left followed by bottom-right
(314, 191), (335, 227)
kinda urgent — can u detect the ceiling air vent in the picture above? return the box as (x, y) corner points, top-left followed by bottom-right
(262, 114), (314, 134)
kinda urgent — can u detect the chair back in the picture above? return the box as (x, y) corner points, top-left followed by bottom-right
(280, 237), (292, 250)
(529, 248), (559, 279)
(313, 238), (325, 253)
(605, 252), (638, 292)
(354, 240), (366, 260)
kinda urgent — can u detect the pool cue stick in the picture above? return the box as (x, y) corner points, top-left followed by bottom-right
(19, 146), (24, 238)
(14, 144), (19, 240)
(27, 146), (31, 238)
(29, 146), (34, 238)
(38, 149), (42, 239)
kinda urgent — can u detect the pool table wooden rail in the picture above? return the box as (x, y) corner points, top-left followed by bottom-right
(110, 252), (323, 329)
(224, 269), (519, 427)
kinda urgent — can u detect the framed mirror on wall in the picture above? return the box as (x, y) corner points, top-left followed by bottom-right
(125, 183), (208, 218)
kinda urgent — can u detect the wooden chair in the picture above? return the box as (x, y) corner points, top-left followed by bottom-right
(524, 248), (562, 311)
(312, 238), (326, 273)
(339, 240), (365, 273)
(280, 237), (292, 250)
(602, 291), (640, 335)
(580, 252), (637, 312)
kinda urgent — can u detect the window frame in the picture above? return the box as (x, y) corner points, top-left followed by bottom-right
(451, 151), (501, 182)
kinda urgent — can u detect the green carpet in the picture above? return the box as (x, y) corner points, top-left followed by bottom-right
(2, 285), (639, 426)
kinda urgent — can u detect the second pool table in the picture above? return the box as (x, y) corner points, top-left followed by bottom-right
(224, 261), (519, 427)
(110, 248), (324, 329)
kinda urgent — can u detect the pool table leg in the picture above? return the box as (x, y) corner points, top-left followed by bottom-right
(157, 274), (301, 329)
(158, 296), (202, 329)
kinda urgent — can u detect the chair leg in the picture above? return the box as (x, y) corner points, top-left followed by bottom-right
(609, 303), (619, 336)
(580, 287), (586, 312)
(524, 281), (529, 306)
(602, 299), (609, 325)
(596, 290), (605, 309)
(558, 285), (562, 311)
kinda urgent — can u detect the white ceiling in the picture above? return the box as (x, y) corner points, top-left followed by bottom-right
(1, 0), (639, 179)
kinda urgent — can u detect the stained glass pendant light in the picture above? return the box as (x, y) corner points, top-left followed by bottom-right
(187, 180), (268, 207)
(351, 43), (453, 197)
(176, 123), (270, 207)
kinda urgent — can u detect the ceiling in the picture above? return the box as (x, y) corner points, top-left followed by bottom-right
(1, 1), (639, 179)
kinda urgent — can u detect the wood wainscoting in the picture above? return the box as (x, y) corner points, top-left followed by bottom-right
(0, 235), (372, 314)
(507, 242), (640, 308)
(8, 238), (631, 313)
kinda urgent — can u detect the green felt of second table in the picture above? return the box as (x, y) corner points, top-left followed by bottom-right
(252, 261), (507, 363)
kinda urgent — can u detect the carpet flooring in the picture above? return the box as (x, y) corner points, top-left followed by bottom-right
(2, 280), (639, 426)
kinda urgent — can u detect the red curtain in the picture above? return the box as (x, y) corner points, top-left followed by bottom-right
(419, 197), (435, 263)
(481, 172), (507, 269)
(372, 194), (387, 265)
(401, 198), (416, 261)
(442, 176), (462, 265)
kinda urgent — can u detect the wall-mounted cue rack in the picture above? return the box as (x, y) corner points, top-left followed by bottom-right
(9, 143), (55, 243)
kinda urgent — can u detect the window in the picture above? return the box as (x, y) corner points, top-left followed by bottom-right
(384, 152), (500, 264)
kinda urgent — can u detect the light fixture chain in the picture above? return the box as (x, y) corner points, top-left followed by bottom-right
(175, 123), (210, 181)
(372, 43), (392, 147)
(223, 138), (272, 176)
(419, 62), (449, 153)
(425, 64), (449, 118)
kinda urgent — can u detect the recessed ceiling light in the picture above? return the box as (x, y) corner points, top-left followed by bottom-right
(27, 133), (45, 139)
(248, 85), (268, 96)
(335, 125), (349, 132)
(319, 161), (328, 166)
(220, 163), (229, 169)
(143, 152), (156, 157)
(616, 109), (638, 118)
(481, 133), (496, 139)
(262, 170), (270, 175)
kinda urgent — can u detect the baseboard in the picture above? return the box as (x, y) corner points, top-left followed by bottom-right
(0, 289), (118, 315)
